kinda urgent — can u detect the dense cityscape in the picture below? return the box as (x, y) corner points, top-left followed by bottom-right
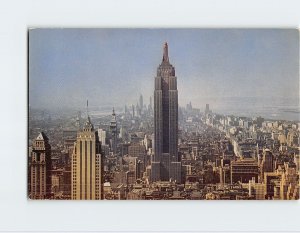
(28, 43), (299, 200)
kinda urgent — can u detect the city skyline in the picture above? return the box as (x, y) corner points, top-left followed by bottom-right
(29, 29), (299, 118)
(28, 29), (299, 201)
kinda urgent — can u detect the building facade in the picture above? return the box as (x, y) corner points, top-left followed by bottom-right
(110, 108), (118, 155)
(151, 42), (181, 183)
(71, 116), (103, 200)
(98, 128), (107, 146)
(30, 132), (52, 199)
(231, 158), (259, 184)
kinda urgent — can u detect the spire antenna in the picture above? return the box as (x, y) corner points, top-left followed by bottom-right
(162, 42), (169, 63)
(87, 99), (89, 117)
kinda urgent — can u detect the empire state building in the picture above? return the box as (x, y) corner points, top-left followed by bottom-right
(151, 42), (181, 183)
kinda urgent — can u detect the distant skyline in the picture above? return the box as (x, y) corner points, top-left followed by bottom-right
(29, 29), (299, 113)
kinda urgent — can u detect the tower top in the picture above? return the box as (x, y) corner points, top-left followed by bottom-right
(157, 42), (175, 76)
(162, 42), (169, 63)
(83, 100), (94, 131)
(111, 107), (117, 125)
(36, 132), (49, 141)
(86, 99), (89, 117)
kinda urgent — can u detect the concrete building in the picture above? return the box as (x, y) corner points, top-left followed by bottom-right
(248, 178), (265, 200)
(128, 143), (146, 158)
(110, 108), (118, 155)
(71, 116), (103, 200)
(205, 104), (210, 115)
(139, 94), (143, 114)
(29, 132), (52, 199)
(231, 158), (259, 184)
(280, 164), (299, 200)
(261, 149), (274, 174)
(98, 128), (106, 146)
(128, 142), (146, 172)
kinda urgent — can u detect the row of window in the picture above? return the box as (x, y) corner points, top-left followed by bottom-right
(34, 141), (44, 148)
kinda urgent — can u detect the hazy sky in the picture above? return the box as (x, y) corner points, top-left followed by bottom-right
(29, 29), (299, 111)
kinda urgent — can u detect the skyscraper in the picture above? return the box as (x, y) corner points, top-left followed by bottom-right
(260, 149), (274, 179)
(30, 132), (52, 199)
(205, 104), (210, 115)
(139, 94), (143, 113)
(151, 42), (181, 183)
(261, 149), (274, 174)
(71, 115), (103, 200)
(136, 102), (140, 117)
(98, 128), (107, 146)
(132, 104), (135, 118)
(110, 108), (118, 155)
(148, 96), (153, 113)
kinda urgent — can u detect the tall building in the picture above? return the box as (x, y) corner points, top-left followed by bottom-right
(110, 108), (118, 155)
(132, 104), (135, 118)
(136, 102), (140, 117)
(124, 104), (128, 115)
(29, 132), (52, 199)
(205, 104), (209, 115)
(71, 116), (103, 200)
(63, 130), (77, 163)
(280, 164), (299, 200)
(139, 94), (143, 113)
(98, 128), (106, 146)
(129, 142), (146, 171)
(151, 42), (181, 183)
(75, 111), (82, 128)
(148, 96), (153, 115)
(261, 149), (274, 173)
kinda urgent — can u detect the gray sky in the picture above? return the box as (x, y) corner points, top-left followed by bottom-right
(29, 29), (299, 111)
